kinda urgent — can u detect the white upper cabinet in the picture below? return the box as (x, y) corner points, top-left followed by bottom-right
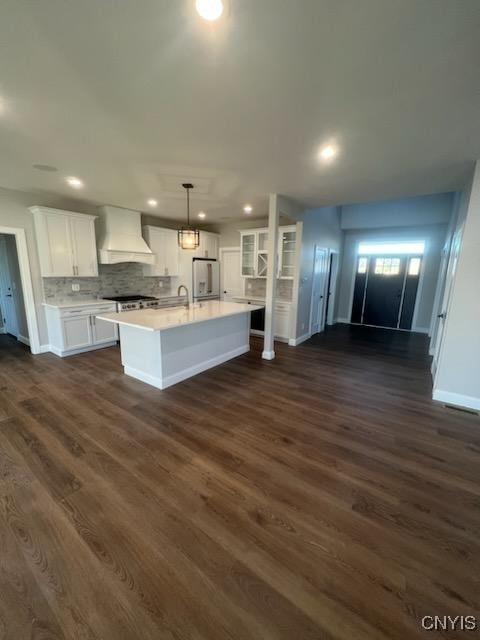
(195, 231), (219, 259)
(240, 226), (296, 279)
(143, 226), (179, 277)
(30, 206), (98, 277)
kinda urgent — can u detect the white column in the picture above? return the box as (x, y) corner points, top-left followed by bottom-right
(262, 193), (279, 360)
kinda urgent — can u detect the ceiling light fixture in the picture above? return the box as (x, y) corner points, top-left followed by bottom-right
(147, 198), (158, 207)
(66, 176), (83, 189)
(319, 144), (338, 161)
(198, 212), (206, 219)
(196, 0), (224, 21)
(178, 183), (200, 250)
(243, 204), (253, 214)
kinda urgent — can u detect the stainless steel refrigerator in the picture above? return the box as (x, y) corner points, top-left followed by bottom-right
(192, 258), (220, 301)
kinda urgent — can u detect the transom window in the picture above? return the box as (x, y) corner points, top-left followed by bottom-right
(358, 241), (425, 256)
(374, 258), (400, 275)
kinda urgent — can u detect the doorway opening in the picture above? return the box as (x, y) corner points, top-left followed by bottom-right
(309, 247), (339, 336)
(0, 234), (29, 344)
(350, 240), (425, 331)
(0, 227), (41, 354)
(219, 246), (242, 301)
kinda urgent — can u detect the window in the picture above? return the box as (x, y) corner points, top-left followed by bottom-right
(408, 257), (421, 276)
(358, 241), (425, 256)
(375, 258), (400, 275)
(357, 257), (367, 274)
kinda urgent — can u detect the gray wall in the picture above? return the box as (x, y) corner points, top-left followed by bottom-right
(341, 193), (454, 229)
(295, 207), (342, 337)
(434, 161), (480, 408)
(336, 224), (447, 330)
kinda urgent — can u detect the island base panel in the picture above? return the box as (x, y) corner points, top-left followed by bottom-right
(119, 313), (250, 389)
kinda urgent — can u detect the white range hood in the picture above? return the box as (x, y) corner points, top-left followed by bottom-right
(97, 205), (155, 265)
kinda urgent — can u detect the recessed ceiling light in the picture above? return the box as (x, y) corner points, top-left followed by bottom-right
(198, 212), (206, 219)
(196, 0), (223, 21)
(243, 204), (253, 214)
(319, 144), (338, 161)
(66, 176), (83, 189)
(147, 199), (158, 207)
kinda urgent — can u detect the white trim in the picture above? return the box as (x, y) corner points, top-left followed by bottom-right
(219, 245), (241, 253)
(289, 221), (303, 342)
(326, 250), (340, 326)
(38, 344), (51, 353)
(262, 349), (275, 360)
(125, 344), (250, 390)
(433, 389), (480, 413)
(0, 226), (41, 354)
(0, 326), (6, 334)
(17, 335), (30, 346)
(48, 341), (117, 358)
(335, 317), (350, 324)
(411, 242), (428, 331)
(288, 332), (311, 346)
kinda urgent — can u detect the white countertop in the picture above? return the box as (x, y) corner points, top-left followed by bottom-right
(97, 300), (264, 332)
(43, 293), (184, 309)
(43, 298), (117, 309)
(233, 295), (292, 304)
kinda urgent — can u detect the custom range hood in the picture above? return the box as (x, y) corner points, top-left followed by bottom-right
(97, 205), (155, 264)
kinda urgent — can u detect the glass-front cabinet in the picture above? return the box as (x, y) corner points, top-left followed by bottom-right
(278, 229), (296, 278)
(240, 226), (296, 279)
(241, 232), (256, 276)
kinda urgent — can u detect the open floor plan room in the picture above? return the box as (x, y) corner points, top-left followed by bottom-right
(1, 0), (480, 638)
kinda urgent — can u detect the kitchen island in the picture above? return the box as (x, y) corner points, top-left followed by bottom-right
(97, 300), (263, 390)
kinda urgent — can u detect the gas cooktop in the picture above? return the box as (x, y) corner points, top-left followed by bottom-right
(103, 295), (157, 302)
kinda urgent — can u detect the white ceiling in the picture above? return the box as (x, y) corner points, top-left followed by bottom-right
(0, 0), (479, 222)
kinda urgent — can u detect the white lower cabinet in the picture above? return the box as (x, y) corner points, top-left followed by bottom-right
(44, 302), (118, 357)
(274, 302), (291, 340)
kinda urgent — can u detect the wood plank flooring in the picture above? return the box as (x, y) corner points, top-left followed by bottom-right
(0, 325), (479, 639)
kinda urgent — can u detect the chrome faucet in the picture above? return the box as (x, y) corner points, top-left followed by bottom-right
(177, 284), (190, 308)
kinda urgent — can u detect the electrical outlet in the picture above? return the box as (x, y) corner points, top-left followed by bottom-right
(247, 281), (252, 290)
(158, 280), (164, 289)
(72, 283), (80, 292)
(302, 322), (306, 330)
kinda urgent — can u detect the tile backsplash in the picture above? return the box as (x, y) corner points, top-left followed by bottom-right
(42, 263), (172, 300)
(245, 278), (293, 299)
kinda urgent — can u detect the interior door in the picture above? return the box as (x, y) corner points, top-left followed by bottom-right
(363, 256), (407, 328)
(310, 247), (329, 335)
(221, 249), (242, 300)
(0, 236), (18, 337)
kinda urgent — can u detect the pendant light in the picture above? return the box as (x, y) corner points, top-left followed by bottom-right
(178, 183), (200, 250)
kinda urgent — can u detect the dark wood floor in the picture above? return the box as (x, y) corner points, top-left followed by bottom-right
(1, 325), (479, 640)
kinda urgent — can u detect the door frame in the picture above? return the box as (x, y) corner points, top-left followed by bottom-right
(0, 236), (19, 337)
(219, 246), (242, 300)
(326, 250), (340, 326)
(0, 226), (41, 354)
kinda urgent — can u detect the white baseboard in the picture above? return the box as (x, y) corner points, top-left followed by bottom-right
(262, 350), (275, 360)
(125, 344), (250, 390)
(17, 334), (30, 346)
(288, 332), (312, 346)
(433, 389), (480, 413)
(0, 327), (6, 334)
(47, 341), (118, 358)
(335, 317), (350, 324)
